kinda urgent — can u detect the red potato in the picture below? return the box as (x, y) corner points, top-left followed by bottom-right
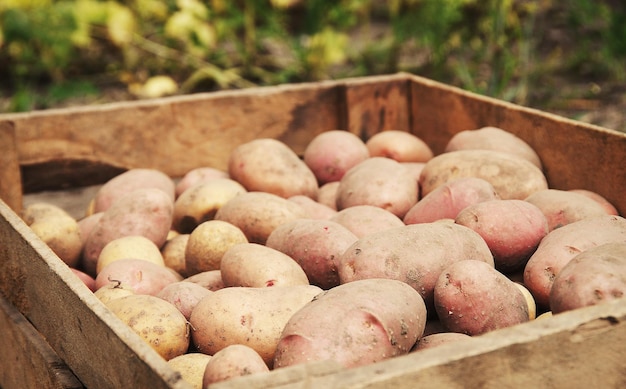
(82, 188), (174, 275)
(366, 130), (434, 162)
(71, 268), (97, 292)
(265, 219), (358, 289)
(287, 195), (337, 220)
(303, 130), (370, 184)
(273, 278), (427, 369)
(92, 168), (175, 213)
(444, 126), (542, 169)
(413, 332), (473, 351)
(175, 167), (229, 198)
(337, 222), (494, 309)
(549, 242), (626, 314)
(228, 138), (318, 199)
(184, 270), (225, 292)
(569, 189), (619, 216)
(316, 181), (340, 210)
(419, 149), (548, 200)
(77, 212), (103, 247)
(336, 157), (418, 218)
(523, 215), (626, 308)
(156, 281), (212, 320)
(434, 260), (530, 335)
(454, 199), (549, 273)
(403, 177), (499, 224)
(202, 345), (269, 386)
(329, 205), (405, 238)
(95, 258), (180, 296)
(525, 189), (611, 231)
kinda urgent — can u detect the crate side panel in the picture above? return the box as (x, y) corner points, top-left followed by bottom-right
(0, 296), (84, 389)
(409, 76), (626, 215)
(0, 199), (192, 389)
(0, 121), (22, 213)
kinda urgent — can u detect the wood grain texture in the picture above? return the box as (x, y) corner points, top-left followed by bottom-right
(0, 199), (193, 389)
(0, 121), (22, 213)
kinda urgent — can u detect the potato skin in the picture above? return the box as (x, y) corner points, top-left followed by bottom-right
(215, 191), (308, 245)
(366, 130), (434, 163)
(336, 157), (419, 218)
(303, 130), (370, 184)
(525, 189), (610, 231)
(434, 260), (530, 335)
(273, 278), (427, 369)
(287, 195), (337, 220)
(107, 294), (190, 361)
(569, 189), (619, 216)
(167, 353), (212, 389)
(444, 126), (542, 169)
(316, 181), (340, 210)
(419, 149), (548, 200)
(183, 270), (225, 292)
(220, 243), (310, 288)
(202, 345), (269, 386)
(523, 215), (626, 308)
(330, 205), (405, 238)
(337, 223), (494, 309)
(175, 166), (229, 198)
(413, 332), (472, 351)
(549, 242), (626, 314)
(82, 188), (174, 274)
(184, 220), (248, 275)
(404, 177), (499, 224)
(157, 281), (212, 320)
(228, 138), (318, 199)
(190, 285), (323, 367)
(95, 258), (180, 295)
(454, 199), (549, 273)
(265, 219), (358, 289)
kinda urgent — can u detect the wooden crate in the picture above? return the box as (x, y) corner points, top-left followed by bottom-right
(0, 73), (625, 389)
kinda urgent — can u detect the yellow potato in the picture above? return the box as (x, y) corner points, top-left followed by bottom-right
(96, 235), (165, 274)
(162, 234), (190, 277)
(107, 294), (190, 361)
(93, 282), (135, 306)
(185, 220), (248, 275)
(167, 353), (212, 389)
(202, 345), (269, 386)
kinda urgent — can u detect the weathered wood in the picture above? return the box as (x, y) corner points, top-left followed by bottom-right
(0, 198), (193, 389)
(0, 295), (84, 389)
(0, 121), (22, 213)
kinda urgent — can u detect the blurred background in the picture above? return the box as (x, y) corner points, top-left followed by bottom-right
(1, 0), (624, 131)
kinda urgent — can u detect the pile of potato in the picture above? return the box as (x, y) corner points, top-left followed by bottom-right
(22, 127), (626, 388)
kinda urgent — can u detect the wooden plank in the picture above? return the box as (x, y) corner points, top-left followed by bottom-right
(210, 297), (626, 388)
(409, 75), (626, 216)
(0, 198), (193, 389)
(0, 295), (84, 389)
(0, 121), (22, 213)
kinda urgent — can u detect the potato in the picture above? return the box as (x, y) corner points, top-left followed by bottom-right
(107, 294), (190, 361)
(96, 235), (165, 275)
(549, 242), (626, 314)
(329, 205), (405, 238)
(71, 268), (97, 292)
(185, 220), (248, 275)
(336, 157), (418, 218)
(523, 215), (626, 308)
(92, 168), (175, 213)
(184, 270), (225, 292)
(202, 345), (269, 386)
(95, 258), (180, 296)
(214, 191), (308, 245)
(454, 199), (549, 273)
(172, 178), (247, 233)
(190, 284), (323, 367)
(156, 281), (212, 320)
(404, 177), (499, 224)
(525, 189), (611, 231)
(401, 162), (427, 186)
(93, 281), (135, 305)
(287, 195), (337, 220)
(273, 278), (427, 369)
(161, 234), (190, 277)
(419, 149), (548, 200)
(444, 126), (542, 169)
(167, 353), (212, 389)
(514, 282), (537, 320)
(366, 130), (434, 163)
(337, 222), (494, 309)
(569, 189), (619, 216)
(228, 138), (318, 199)
(22, 202), (83, 268)
(316, 181), (340, 210)
(175, 167), (229, 198)
(220, 243), (309, 288)
(413, 332), (472, 351)
(77, 212), (103, 246)
(82, 188), (174, 274)
(303, 130), (370, 184)
(266, 219), (358, 289)
(434, 260), (530, 335)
